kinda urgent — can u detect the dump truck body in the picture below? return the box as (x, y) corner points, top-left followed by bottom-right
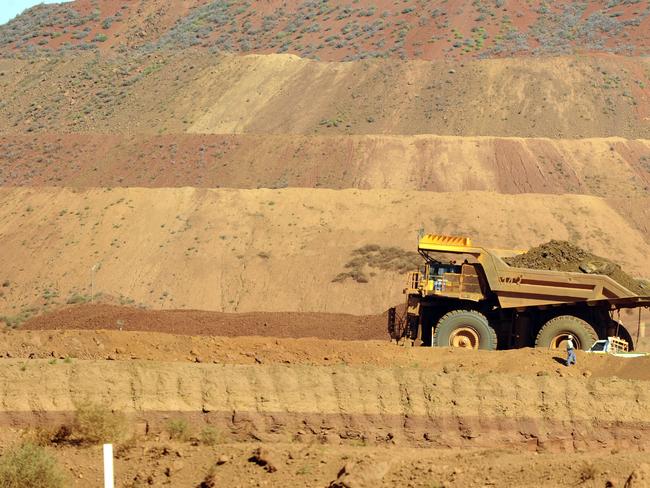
(393, 234), (650, 351)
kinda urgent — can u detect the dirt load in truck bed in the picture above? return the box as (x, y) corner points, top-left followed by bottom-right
(504, 240), (648, 295)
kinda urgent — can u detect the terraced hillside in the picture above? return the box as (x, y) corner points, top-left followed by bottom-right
(2, 133), (650, 199)
(0, 186), (648, 321)
(0, 2), (648, 321)
(1, 3), (650, 487)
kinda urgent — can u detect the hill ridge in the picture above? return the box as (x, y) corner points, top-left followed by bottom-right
(2, 0), (650, 61)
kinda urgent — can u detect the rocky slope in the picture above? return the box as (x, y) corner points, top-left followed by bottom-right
(1, 133), (649, 199)
(1, 54), (649, 138)
(2, 0), (650, 60)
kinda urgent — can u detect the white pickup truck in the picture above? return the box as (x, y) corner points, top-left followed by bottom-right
(587, 336), (649, 358)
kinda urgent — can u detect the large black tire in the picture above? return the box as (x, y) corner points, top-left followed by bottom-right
(432, 310), (497, 350)
(535, 315), (598, 351)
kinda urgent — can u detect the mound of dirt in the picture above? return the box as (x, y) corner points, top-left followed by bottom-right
(504, 240), (647, 295)
(3, 329), (650, 378)
(21, 304), (390, 341)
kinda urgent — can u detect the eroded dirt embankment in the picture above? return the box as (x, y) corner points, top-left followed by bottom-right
(1, 358), (648, 452)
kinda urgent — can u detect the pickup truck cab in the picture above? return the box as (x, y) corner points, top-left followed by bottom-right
(587, 337), (648, 358)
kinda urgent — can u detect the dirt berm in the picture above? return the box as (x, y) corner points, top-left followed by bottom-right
(20, 304), (389, 340)
(505, 240), (649, 295)
(1, 357), (649, 453)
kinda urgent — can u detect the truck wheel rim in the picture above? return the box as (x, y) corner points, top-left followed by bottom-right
(449, 327), (479, 349)
(550, 333), (580, 350)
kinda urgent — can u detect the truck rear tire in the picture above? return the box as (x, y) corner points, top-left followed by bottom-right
(432, 310), (497, 350)
(535, 315), (598, 351)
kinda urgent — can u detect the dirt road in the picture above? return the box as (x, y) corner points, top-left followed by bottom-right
(3, 328), (650, 378)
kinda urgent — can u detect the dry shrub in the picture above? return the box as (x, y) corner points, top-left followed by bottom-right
(200, 426), (221, 446)
(114, 436), (139, 460)
(0, 442), (67, 488)
(22, 427), (57, 447)
(332, 269), (369, 283)
(167, 418), (189, 441)
(22, 425), (72, 447)
(73, 400), (126, 444)
(333, 244), (421, 283)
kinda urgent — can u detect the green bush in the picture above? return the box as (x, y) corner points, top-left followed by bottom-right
(0, 308), (36, 328)
(0, 443), (67, 488)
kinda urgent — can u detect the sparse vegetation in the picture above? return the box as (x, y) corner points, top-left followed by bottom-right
(72, 400), (127, 444)
(333, 244), (421, 283)
(579, 462), (597, 482)
(0, 0), (647, 60)
(167, 418), (189, 441)
(0, 442), (67, 488)
(1, 308), (38, 328)
(200, 426), (221, 445)
(66, 293), (90, 305)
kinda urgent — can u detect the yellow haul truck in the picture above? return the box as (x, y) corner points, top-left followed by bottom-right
(389, 234), (650, 351)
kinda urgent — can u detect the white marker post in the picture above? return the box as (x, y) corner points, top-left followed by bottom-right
(103, 443), (114, 488)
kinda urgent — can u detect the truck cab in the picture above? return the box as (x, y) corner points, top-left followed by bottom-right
(587, 337), (648, 357)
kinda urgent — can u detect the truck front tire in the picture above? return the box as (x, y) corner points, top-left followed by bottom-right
(432, 310), (498, 350)
(535, 315), (598, 351)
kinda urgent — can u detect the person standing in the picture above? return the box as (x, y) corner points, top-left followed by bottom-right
(566, 335), (576, 366)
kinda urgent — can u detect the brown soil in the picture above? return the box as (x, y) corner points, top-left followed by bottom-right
(504, 240), (648, 295)
(0, 440), (645, 488)
(2, 3), (650, 485)
(1, 330), (650, 487)
(3, 0), (650, 62)
(1, 133), (649, 199)
(3, 329), (650, 376)
(1, 54), (649, 139)
(20, 304), (389, 341)
(1, 187), (648, 318)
